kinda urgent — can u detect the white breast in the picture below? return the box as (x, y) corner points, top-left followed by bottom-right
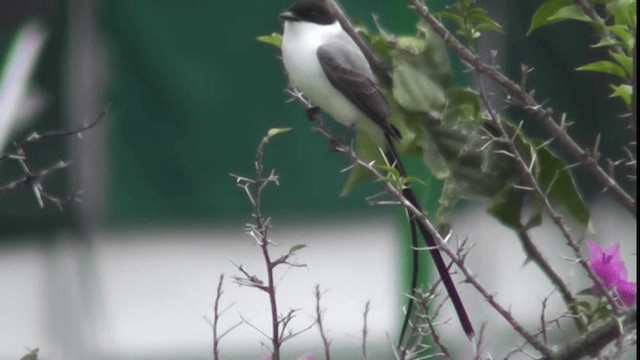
(281, 21), (370, 130)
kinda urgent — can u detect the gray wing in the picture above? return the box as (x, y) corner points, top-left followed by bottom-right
(317, 40), (400, 140)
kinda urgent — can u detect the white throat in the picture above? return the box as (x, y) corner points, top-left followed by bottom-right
(283, 20), (343, 50)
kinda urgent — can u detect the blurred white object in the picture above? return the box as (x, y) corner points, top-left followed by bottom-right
(0, 20), (49, 152)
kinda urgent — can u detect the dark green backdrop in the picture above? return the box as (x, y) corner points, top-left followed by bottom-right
(0, 0), (625, 236)
(99, 0), (444, 227)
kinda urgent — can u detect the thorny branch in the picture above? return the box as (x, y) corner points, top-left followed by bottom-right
(314, 285), (332, 360)
(542, 308), (637, 360)
(473, 71), (624, 322)
(231, 130), (310, 360)
(402, 286), (454, 360)
(286, 87), (553, 358)
(12, 103), (109, 152)
(515, 226), (582, 329)
(280, 2), (636, 357)
(362, 300), (371, 359)
(0, 158), (70, 208)
(474, 61), (623, 316)
(400, 241), (473, 358)
(409, 0), (637, 216)
(0, 104), (109, 208)
(211, 274), (242, 360)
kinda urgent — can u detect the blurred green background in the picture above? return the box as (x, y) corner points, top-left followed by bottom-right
(0, 0), (626, 236)
(0, 0), (446, 236)
(0, 1), (633, 360)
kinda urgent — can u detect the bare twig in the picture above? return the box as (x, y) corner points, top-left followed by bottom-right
(400, 285), (454, 360)
(362, 300), (371, 359)
(472, 323), (488, 360)
(279, 308), (315, 343)
(539, 295), (551, 345)
(516, 226), (583, 331)
(400, 257), (463, 359)
(211, 274), (241, 360)
(15, 103), (110, 150)
(0, 159), (69, 202)
(423, 305), (453, 360)
(314, 285), (332, 360)
(0, 104), (108, 208)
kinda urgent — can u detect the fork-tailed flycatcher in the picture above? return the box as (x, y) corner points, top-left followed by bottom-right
(279, 0), (475, 341)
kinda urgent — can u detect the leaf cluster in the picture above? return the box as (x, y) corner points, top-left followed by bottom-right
(437, 0), (502, 45)
(528, 0), (636, 108)
(257, 4), (591, 229)
(488, 124), (590, 231)
(572, 288), (617, 326)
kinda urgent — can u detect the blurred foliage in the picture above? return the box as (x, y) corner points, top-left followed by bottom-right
(528, 0), (636, 109)
(260, 0), (593, 231)
(101, 0), (443, 228)
(438, 0), (502, 45)
(19, 348), (38, 360)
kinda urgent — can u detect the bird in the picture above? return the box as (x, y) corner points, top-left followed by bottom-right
(279, 0), (475, 342)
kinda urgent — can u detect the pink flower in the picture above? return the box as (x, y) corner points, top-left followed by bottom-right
(616, 280), (637, 307)
(587, 241), (627, 288)
(587, 240), (636, 306)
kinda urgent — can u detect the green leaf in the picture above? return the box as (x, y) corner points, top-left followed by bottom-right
(467, 8), (503, 33)
(266, 127), (292, 138)
(576, 287), (598, 296)
(592, 303), (614, 322)
(391, 59), (447, 113)
(606, 0), (637, 28)
(571, 300), (593, 312)
(527, 0), (574, 35)
(606, 24), (634, 51)
(535, 144), (590, 224)
(369, 34), (392, 62)
(523, 204), (543, 230)
(438, 11), (465, 28)
(590, 37), (622, 48)
(395, 36), (426, 56)
(390, 32), (450, 113)
(609, 52), (632, 77)
(289, 244), (307, 253)
(576, 60), (627, 79)
(20, 349), (39, 360)
(609, 84), (632, 106)
(442, 87), (482, 125)
(547, 5), (593, 23)
(488, 185), (524, 230)
(418, 129), (450, 179)
(256, 33), (282, 48)
(475, 20), (503, 33)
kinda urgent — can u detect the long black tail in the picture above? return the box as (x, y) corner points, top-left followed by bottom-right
(384, 134), (475, 345)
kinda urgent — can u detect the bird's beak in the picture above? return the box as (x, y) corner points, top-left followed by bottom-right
(279, 11), (297, 21)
